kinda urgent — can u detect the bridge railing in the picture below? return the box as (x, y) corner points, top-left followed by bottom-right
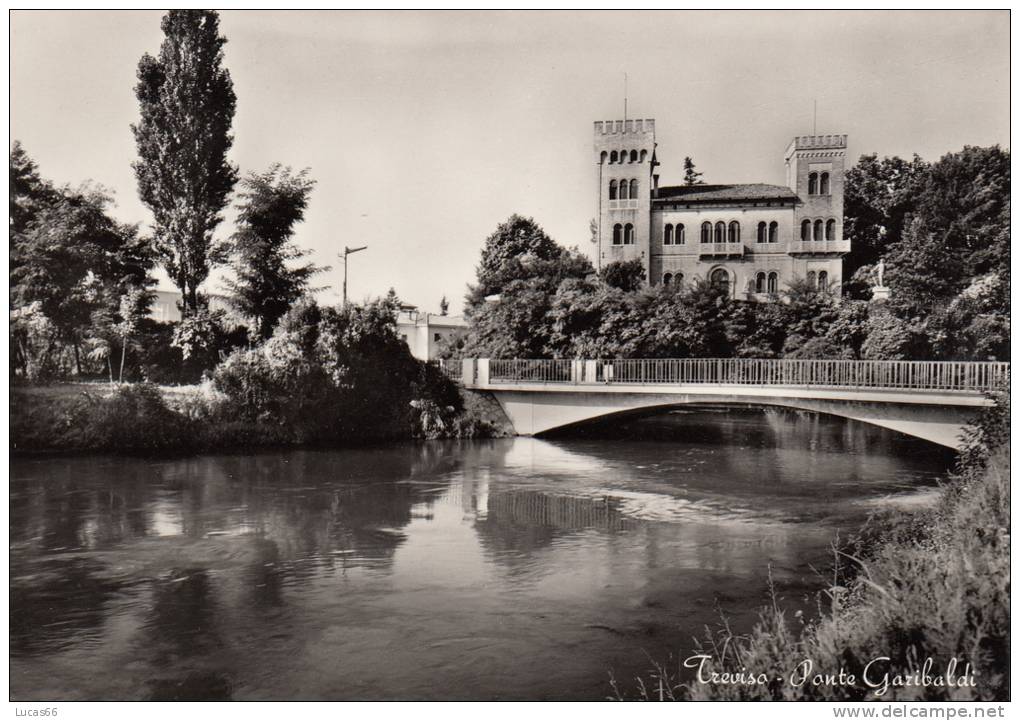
(489, 358), (573, 383)
(482, 358), (1009, 393)
(432, 359), (464, 383)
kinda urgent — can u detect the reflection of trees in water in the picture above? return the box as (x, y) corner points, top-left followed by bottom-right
(10, 556), (129, 655)
(11, 459), (154, 552)
(150, 450), (463, 580)
(143, 569), (223, 665)
(10, 446), (470, 666)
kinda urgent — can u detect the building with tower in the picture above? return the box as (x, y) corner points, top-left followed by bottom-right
(593, 119), (849, 298)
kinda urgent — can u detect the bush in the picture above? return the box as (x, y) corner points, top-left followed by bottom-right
(138, 321), (186, 384)
(599, 259), (645, 292)
(212, 298), (472, 444)
(80, 383), (192, 451)
(12, 383), (192, 453)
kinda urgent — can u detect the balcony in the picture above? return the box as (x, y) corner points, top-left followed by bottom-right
(698, 242), (744, 257)
(608, 199), (640, 210)
(788, 240), (850, 254)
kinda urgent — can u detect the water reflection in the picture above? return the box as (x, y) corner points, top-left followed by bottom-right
(10, 408), (954, 700)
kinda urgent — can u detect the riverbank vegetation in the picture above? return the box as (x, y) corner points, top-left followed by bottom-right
(10, 10), (504, 452)
(11, 297), (505, 454)
(448, 145), (1008, 363)
(616, 391), (1009, 701)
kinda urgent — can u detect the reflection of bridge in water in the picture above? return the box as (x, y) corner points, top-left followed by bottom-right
(452, 358), (1009, 449)
(484, 489), (639, 533)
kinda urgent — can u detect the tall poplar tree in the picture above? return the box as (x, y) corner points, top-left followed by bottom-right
(132, 9), (238, 316)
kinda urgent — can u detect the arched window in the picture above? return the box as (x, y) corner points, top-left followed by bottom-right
(664, 224), (674, 245)
(630, 179), (638, 198)
(630, 150), (638, 163)
(801, 219), (811, 241)
(639, 150), (648, 162)
(755, 271), (766, 293)
(820, 172), (830, 195)
(610, 150), (618, 164)
(609, 180), (617, 200)
(663, 273), (673, 286)
(767, 271), (779, 293)
(808, 172), (818, 195)
(757, 222), (767, 243)
(814, 219), (823, 241)
(728, 221), (740, 243)
(675, 272), (683, 288)
(714, 221), (725, 243)
(701, 222), (711, 243)
(624, 223), (635, 245)
(818, 270), (829, 289)
(807, 270), (817, 288)
(826, 219), (836, 241)
(676, 224), (685, 245)
(710, 268), (730, 293)
(619, 180), (629, 200)
(768, 221), (778, 243)
(612, 224), (622, 245)
(600, 151), (608, 164)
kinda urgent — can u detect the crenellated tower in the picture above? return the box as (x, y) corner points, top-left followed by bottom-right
(785, 134), (848, 249)
(594, 119), (657, 278)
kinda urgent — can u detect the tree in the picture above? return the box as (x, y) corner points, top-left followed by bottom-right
(10, 186), (153, 374)
(132, 9), (238, 317)
(461, 249), (593, 359)
(599, 259), (644, 292)
(468, 214), (564, 305)
(842, 153), (929, 285)
(883, 216), (964, 320)
(911, 145), (1010, 280)
(225, 165), (324, 340)
(683, 157), (704, 186)
(10, 143), (58, 302)
(115, 287), (151, 382)
(10, 142), (55, 240)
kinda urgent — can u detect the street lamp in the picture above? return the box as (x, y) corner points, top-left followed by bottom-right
(339, 245), (367, 306)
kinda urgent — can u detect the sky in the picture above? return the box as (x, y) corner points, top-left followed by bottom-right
(10, 10), (1010, 315)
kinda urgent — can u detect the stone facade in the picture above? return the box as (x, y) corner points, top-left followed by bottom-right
(593, 119), (848, 298)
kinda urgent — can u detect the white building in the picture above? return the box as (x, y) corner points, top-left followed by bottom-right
(396, 305), (467, 360)
(149, 289), (235, 323)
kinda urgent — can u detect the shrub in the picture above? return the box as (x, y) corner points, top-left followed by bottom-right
(599, 259), (645, 292)
(211, 298), (472, 444)
(12, 384), (193, 453)
(138, 321), (186, 384)
(79, 383), (192, 451)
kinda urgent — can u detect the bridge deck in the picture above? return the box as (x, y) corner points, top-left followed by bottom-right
(467, 380), (992, 407)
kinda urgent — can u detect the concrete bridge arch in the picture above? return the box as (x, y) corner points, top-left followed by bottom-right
(455, 358), (1005, 450)
(498, 390), (983, 448)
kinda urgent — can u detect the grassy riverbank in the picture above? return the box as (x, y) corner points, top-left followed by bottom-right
(619, 391), (1009, 702)
(11, 382), (512, 455)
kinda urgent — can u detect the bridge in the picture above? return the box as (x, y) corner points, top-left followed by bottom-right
(443, 358), (1009, 449)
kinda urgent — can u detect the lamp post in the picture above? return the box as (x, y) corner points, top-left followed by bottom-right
(340, 245), (367, 306)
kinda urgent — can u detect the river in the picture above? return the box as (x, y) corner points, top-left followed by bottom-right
(10, 407), (956, 701)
